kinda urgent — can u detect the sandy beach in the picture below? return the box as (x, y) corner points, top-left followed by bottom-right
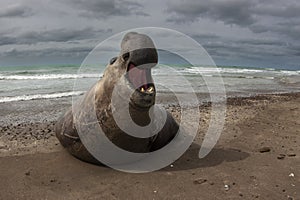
(0, 92), (299, 199)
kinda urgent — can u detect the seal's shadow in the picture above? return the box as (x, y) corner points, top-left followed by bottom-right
(162, 143), (250, 172)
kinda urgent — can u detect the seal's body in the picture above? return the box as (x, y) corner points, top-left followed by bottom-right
(55, 32), (179, 164)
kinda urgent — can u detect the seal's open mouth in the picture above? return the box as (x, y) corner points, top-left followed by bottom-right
(127, 62), (155, 94)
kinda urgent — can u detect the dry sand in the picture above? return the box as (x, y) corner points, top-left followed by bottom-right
(0, 93), (299, 200)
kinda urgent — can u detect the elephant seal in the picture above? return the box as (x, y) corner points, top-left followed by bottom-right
(55, 32), (179, 165)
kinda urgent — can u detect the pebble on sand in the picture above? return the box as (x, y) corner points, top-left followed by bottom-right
(224, 184), (230, 191)
(193, 178), (207, 185)
(288, 173), (294, 177)
(258, 147), (271, 153)
(277, 154), (286, 160)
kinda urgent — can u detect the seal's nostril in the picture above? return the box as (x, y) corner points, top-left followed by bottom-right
(122, 52), (130, 62)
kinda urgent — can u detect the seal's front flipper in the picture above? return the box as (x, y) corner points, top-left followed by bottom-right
(150, 111), (179, 151)
(55, 109), (101, 165)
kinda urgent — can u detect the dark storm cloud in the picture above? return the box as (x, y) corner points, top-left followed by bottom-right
(190, 33), (288, 59)
(236, 38), (287, 47)
(166, 0), (256, 26)
(70, 0), (149, 18)
(0, 36), (17, 46)
(203, 41), (297, 68)
(190, 33), (220, 41)
(250, 21), (300, 40)
(167, 0), (300, 42)
(191, 33), (288, 55)
(0, 0), (299, 68)
(254, 2), (300, 18)
(19, 27), (112, 44)
(0, 27), (111, 46)
(289, 45), (300, 56)
(166, 0), (300, 25)
(3, 46), (93, 58)
(190, 34), (297, 67)
(0, 4), (33, 18)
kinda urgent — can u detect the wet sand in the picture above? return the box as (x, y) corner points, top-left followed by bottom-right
(0, 93), (299, 199)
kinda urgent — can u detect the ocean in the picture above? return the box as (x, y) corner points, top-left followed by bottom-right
(0, 64), (299, 104)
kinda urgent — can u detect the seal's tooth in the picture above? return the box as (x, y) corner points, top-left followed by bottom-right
(140, 87), (145, 92)
(147, 86), (154, 93)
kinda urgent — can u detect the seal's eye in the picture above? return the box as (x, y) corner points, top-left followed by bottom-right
(110, 57), (117, 65)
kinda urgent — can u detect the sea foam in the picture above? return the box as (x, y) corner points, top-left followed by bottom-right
(0, 74), (101, 80)
(0, 91), (84, 103)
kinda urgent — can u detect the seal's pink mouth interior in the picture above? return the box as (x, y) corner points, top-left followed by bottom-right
(127, 63), (153, 90)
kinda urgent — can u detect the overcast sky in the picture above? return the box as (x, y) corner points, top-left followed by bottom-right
(0, 0), (299, 69)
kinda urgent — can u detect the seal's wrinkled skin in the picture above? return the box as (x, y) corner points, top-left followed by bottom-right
(55, 32), (179, 165)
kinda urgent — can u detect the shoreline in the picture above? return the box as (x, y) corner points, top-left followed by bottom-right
(0, 91), (299, 199)
(1, 90), (299, 124)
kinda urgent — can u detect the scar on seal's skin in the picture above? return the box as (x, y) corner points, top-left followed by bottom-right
(55, 32), (179, 165)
